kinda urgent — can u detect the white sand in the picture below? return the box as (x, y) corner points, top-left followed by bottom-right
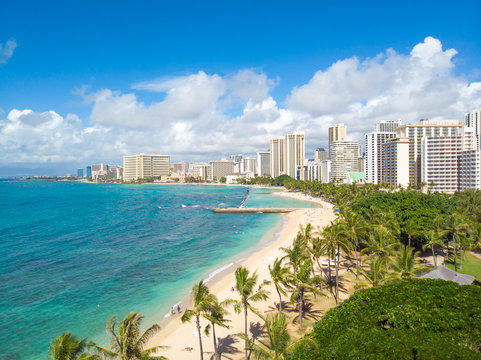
(147, 190), (336, 359)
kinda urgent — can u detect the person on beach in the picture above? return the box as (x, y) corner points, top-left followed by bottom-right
(177, 305), (181, 313)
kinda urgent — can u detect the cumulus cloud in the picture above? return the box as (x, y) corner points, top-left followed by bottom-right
(2, 37), (481, 171)
(0, 39), (17, 64)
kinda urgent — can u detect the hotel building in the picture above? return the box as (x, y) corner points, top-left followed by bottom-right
(192, 163), (210, 181)
(328, 123), (347, 150)
(269, 131), (305, 179)
(395, 119), (464, 186)
(209, 160), (235, 182)
(365, 120), (402, 184)
(383, 137), (410, 187)
(329, 138), (362, 183)
(123, 154), (170, 181)
(257, 151), (270, 177)
(314, 148), (328, 162)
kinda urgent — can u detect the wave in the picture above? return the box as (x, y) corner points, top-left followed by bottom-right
(204, 262), (234, 283)
(181, 204), (187, 208)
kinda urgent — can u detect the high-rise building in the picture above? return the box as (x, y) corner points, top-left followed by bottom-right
(304, 161), (322, 181)
(465, 109), (481, 152)
(123, 154), (170, 181)
(329, 138), (361, 183)
(269, 132), (305, 179)
(458, 150), (481, 190)
(383, 137), (410, 187)
(242, 157), (256, 174)
(321, 160), (331, 183)
(421, 127), (476, 193)
(395, 119), (464, 185)
(107, 166), (123, 180)
(328, 123), (347, 152)
(230, 154), (243, 163)
(86, 166), (92, 178)
(77, 168), (84, 177)
(257, 151), (270, 177)
(192, 163), (209, 181)
(209, 160), (235, 182)
(91, 163), (109, 180)
(365, 120), (401, 184)
(314, 148), (327, 162)
(173, 161), (189, 174)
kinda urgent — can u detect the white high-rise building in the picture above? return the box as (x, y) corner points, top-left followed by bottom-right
(365, 125), (399, 184)
(321, 160), (332, 183)
(328, 123), (347, 148)
(329, 137), (361, 183)
(123, 154), (170, 181)
(257, 151), (270, 177)
(375, 119), (402, 133)
(465, 109), (481, 152)
(304, 161), (322, 181)
(242, 157), (256, 174)
(269, 131), (305, 179)
(383, 137), (410, 188)
(395, 119), (465, 185)
(192, 163), (209, 181)
(421, 127), (477, 193)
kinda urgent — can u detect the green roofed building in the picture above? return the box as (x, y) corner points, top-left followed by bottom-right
(348, 171), (366, 184)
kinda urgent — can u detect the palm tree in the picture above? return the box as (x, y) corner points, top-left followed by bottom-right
(268, 258), (290, 311)
(442, 212), (470, 272)
(181, 280), (216, 360)
(203, 298), (231, 360)
(321, 220), (351, 304)
(281, 233), (309, 275)
(389, 246), (423, 279)
(358, 255), (388, 288)
(89, 312), (167, 360)
(402, 219), (418, 248)
(49, 332), (97, 360)
(289, 259), (320, 330)
(423, 230), (444, 266)
(340, 209), (367, 278)
(238, 312), (293, 360)
(361, 226), (399, 264)
(233, 267), (270, 360)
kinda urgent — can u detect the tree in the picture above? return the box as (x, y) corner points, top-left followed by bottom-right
(389, 246), (423, 279)
(181, 281), (216, 360)
(321, 220), (351, 304)
(339, 209), (367, 278)
(289, 259), (321, 330)
(357, 255), (388, 288)
(423, 230), (444, 266)
(239, 312), (294, 360)
(268, 258), (290, 312)
(89, 312), (167, 360)
(49, 332), (97, 360)
(442, 212), (470, 272)
(402, 219), (418, 248)
(204, 299), (232, 360)
(233, 267), (270, 360)
(361, 226), (399, 265)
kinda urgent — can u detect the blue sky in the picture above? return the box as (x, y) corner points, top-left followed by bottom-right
(1, 0), (481, 175)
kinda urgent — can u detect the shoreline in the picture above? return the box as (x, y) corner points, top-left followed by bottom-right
(147, 191), (336, 359)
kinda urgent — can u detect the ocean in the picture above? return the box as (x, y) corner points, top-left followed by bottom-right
(0, 180), (316, 359)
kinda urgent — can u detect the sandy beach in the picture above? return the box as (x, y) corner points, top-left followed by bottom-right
(147, 190), (337, 359)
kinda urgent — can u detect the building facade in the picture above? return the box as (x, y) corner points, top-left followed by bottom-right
(123, 154), (170, 181)
(269, 132), (305, 179)
(328, 123), (347, 151)
(329, 138), (361, 183)
(209, 160), (235, 182)
(395, 119), (464, 185)
(383, 137), (410, 187)
(314, 148), (327, 162)
(321, 160), (332, 183)
(365, 131), (398, 184)
(77, 168), (84, 177)
(465, 109), (481, 152)
(257, 151), (270, 177)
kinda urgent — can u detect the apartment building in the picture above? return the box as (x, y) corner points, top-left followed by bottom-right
(270, 131), (305, 179)
(329, 138), (361, 183)
(383, 137), (410, 187)
(123, 154), (170, 181)
(257, 151), (270, 177)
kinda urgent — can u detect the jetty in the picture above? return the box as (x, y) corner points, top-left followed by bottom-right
(213, 208), (296, 213)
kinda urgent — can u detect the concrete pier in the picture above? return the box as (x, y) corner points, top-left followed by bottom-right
(213, 208), (296, 213)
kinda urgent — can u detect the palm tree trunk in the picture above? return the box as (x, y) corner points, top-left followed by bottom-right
(453, 234), (458, 272)
(212, 322), (218, 360)
(315, 259), (324, 291)
(335, 245), (339, 305)
(196, 315), (204, 360)
(460, 247), (463, 270)
(328, 252), (332, 294)
(432, 244), (436, 266)
(299, 287), (304, 330)
(408, 235), (411, 249)
(276, 286), (283, 312)
(244, 304), (248, 360)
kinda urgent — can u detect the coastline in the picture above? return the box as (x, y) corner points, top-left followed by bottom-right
(147, 190), (336, 359)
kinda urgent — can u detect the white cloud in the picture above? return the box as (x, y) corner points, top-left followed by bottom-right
(2, 37), (481, 171)
(0, 39), (17, 64)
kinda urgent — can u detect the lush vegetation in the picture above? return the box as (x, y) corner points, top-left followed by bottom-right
(288, 279), (481, 360)
(446, 252), (481, 281)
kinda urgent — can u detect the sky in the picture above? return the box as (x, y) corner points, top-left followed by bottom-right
(1, 0), (481, 175)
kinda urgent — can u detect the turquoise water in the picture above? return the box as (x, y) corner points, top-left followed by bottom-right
(0, 181), (316, 360)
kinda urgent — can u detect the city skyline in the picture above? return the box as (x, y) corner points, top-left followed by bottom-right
(1, 1), (481, 175)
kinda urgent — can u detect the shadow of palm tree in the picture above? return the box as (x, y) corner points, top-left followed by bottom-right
(266, 300), (292, 313)
(286, 298), (324, 325)
(249, 321), (266, 342)
(216, 334), (241, 359)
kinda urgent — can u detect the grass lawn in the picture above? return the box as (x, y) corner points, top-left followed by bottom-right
(445, 252), (481, 281)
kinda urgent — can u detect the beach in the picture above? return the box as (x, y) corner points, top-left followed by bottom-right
(148, 190), (337, 359)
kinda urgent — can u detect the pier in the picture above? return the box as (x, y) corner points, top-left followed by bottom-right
(213, 208), (296, 213)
